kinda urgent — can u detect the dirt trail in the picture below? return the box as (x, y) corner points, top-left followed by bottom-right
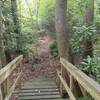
(32, 35), (57, 79)
(12, 35), (57, 88)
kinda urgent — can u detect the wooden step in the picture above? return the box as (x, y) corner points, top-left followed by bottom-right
(17, 88), (67, 100)
(18, 92), (60, 96)
(18, 98), (67, 100)
(14, 77), (68, 100)
(15, 88), (59, 93)
(18, 95), (62, 100)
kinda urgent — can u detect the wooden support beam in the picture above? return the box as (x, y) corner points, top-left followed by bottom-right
(60, 65), (65, 97)
(57, 70), (76, 100)
(4, 71), (22, 100)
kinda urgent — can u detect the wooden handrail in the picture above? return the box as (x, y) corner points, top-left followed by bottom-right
(0, 55), (23, 100)
(0, 55), (23, 85)
(58, 58), (100, 100)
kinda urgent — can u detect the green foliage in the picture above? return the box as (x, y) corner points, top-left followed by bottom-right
(49, 41), (59, 58)
(77, 96), (93, 100)
(27, 44), (39, 65)
(69, 25), (97, 53)
(38, 0), (55, 33)
(68, 0), (87, 25)
(3, 0), (16, 51)
(38, 29), (49, 37)
(77, 97), (84, 100)
(94, 34), (100, 57)
(81, 56), (100, 83)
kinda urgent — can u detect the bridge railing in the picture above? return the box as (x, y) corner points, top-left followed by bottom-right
(57, 58), (100, 100)
(0, 55), (23, 100)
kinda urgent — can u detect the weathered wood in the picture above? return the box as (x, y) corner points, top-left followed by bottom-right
(60, 65), (65, 97)
(15, 77), (66, 100)
(69, 75), (77, 97)
(69, 75), (73, 92)
(4, 71), (22, 100)
(56, 72), (60, 88)
(60, 58), (100, 100)
(57, 70), (76, 100)
(79, 84), (89, 100)
(0, 55), (23, 85)
(0, 55), (23, 100)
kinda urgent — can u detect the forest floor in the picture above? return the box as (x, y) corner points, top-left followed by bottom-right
(10, 35), (59, 100)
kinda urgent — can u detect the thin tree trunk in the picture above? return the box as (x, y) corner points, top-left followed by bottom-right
(83, 0), (94, 58)
(18, 0), (22, 29)
(0, 1), (7, 99)
(25, 0), (34, 27)
(36, 0), (40, 29)
(0, 1), (6, 68)
(11, 0), (21, 52)
(55, 0), (68, 59)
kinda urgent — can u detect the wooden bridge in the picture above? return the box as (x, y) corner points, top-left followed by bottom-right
(0, 55), (100, 100)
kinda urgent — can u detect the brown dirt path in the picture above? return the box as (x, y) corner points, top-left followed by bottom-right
(32, 35), (57, 79)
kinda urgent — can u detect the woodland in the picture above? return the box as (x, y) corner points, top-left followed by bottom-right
(0, 0), (100, 100)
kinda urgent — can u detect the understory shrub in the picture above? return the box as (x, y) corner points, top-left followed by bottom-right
(49, 40), (58, 58)
(69, 25), (96, 53)
(26, 44), (39, 65)
(80, 56), (100, 83)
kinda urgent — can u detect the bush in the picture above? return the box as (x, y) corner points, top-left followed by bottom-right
(69, 25), (97, 53)
(49, 41), (59, 58)
(80, 56), (100, 83)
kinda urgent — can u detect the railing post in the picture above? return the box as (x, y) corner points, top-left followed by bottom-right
(1, 79), (9, 100)
(0, 84), (6, 100)
(0, 85), (3, 100)
(60, 65), (63, 96)
(60, 65), (67, 98)
(56, 71), (60, 88)
(70, 75), (74, 91)
(69, 75), (77, 97)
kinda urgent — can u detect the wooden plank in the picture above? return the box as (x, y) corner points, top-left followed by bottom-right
(56, 69), (60, 88)
(60, 65), (64, 96)
(57, 70), (76, 100)
(18, 94), (62, 100)
(70, 75), (73, 92)
(4, 71), (22, 100)
(17, 92), (60, 96)
(0, 85), (3, 100)
(0, 55), (23, 85)
(60, 58), (100, 100)
(15, 88), (59, 93)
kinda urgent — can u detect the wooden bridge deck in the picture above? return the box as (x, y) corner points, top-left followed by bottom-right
(14, 77), (67, 100)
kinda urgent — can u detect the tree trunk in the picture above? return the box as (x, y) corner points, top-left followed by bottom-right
(11, 0), (21, 52)
(36, 0), (40, 29)
(55, 0), (68, 59)
(0, 1), (7, 99)
(83, 0), (94, 58)
(55, 0), (69, 97)
(0, 1), (6, 68)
